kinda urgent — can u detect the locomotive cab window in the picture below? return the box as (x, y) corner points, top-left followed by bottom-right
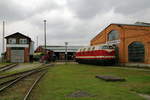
(83, 48), (86, 51)
(82, 48), (86, 54)
(88, 47), (91, 51)
(92, 47), (95, 50)
(80, 48), (84, 54)
(109, 46), (113, 49)
(102, 45), (108, 49)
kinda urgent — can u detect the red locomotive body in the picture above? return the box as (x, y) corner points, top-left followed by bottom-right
(75, 44), (116, 65)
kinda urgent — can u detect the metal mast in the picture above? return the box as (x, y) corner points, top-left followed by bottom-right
(2, 21), (5, 62)
(44, 20), (47, 54)
(36, 36), (38, 48)
(2, 21), (5, 54)
(65, 42), (68, 62)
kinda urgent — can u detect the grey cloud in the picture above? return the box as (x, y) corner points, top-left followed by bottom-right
(36, 1), (61, 13)
(114, 0), (150, 15)
(0, 0), (27, 21)
(67, 0), (150, 19)
(0, 0), (61, 22)
(1, 0), (149, 23)
(67, 0), (111, 19)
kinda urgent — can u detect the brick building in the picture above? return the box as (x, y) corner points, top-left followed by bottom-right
(91, 22), (150, 65)
(5, 32), (34, 63)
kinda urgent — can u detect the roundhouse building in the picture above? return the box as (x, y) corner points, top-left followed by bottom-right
(91, 22), (150, 66)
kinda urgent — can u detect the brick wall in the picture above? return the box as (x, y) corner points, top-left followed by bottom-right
(91, 24), (150, 64)
(6, 47), (11, 62)
(6, 47), (30, 63)
(24, 48), (30, 62)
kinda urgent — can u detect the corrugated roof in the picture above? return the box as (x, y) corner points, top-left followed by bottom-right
(41, 45), (84, 52)
(111, 23), (150, 27)
(91, 22), (150, 42)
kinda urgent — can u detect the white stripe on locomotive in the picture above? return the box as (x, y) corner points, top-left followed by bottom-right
(76, 56), (115, 59)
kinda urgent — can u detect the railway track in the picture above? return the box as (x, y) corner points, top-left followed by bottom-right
(0, 64), (50, 90)
(0, 63), (18, 72)
(0, 67), (47, 92)
(0, 64), (50, 79)
(0, 64), (51, 100)
(23, 71), (47, 100)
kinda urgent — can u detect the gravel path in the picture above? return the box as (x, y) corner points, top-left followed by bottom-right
(8, 63), (43, 72)
(138, 93), (150, 100)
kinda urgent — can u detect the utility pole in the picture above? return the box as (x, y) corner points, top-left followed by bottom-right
(36, 36), (38, 48)
(44, 20), (47, 54)
(65, 42), (68, 62)
(2, 21), (5, 63)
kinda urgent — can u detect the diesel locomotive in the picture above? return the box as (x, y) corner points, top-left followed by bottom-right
(75, 44), (116, 65)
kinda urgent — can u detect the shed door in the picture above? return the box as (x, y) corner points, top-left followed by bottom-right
(128, 42), (145, 62)
(11, 49), (24, 63)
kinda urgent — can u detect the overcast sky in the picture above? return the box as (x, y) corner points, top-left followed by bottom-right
(0, 0), (150, 53)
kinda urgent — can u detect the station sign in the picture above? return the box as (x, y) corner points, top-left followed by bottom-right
(106, 40), (120, 45)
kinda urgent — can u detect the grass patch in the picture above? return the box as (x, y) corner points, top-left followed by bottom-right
(29, 64), (150, 100)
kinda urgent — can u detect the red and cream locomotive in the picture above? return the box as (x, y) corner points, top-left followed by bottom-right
(75, 44), (116, 65)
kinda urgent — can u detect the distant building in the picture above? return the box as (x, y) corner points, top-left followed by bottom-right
(91, 22), (150, 65)
(35, 45), (83, 60)
(5, 32), (34, 63)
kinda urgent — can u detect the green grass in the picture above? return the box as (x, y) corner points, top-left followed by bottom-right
(0, 63), (11, 68)
(29, 64), (150, 100)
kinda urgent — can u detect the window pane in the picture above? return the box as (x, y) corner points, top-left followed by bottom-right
(108, 30), (119, 41)
(9, 38), (16, 44)
(102, 46), (108, 49)
(20, 39), (27, 44)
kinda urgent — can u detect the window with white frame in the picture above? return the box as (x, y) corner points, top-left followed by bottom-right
(19, 39), (27, 44)
(8, 38), (16, 44)
(108, 30), (119, 41)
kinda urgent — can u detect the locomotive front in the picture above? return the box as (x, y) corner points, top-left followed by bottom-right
(75, 44), (116, 65)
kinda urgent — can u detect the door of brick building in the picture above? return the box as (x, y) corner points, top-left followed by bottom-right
(128, 42), (145, 62)
(11, 49), (24, 63)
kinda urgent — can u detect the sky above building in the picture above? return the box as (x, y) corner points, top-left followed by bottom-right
(0, 0), (150, 53)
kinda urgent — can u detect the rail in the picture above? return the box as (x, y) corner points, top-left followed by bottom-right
(23, 71), (47, 100)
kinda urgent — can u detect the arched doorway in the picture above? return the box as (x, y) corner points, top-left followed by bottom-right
(128, 42), (145, 62)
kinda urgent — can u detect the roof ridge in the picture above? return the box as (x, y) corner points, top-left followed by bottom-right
(111, 23), (150, 27)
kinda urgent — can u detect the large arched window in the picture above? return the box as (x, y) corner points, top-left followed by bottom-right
(108, 30), (119, 41)
(128, 42), (145, 62)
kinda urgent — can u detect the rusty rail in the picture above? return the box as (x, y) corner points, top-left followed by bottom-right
(23, 71), (47, 100)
